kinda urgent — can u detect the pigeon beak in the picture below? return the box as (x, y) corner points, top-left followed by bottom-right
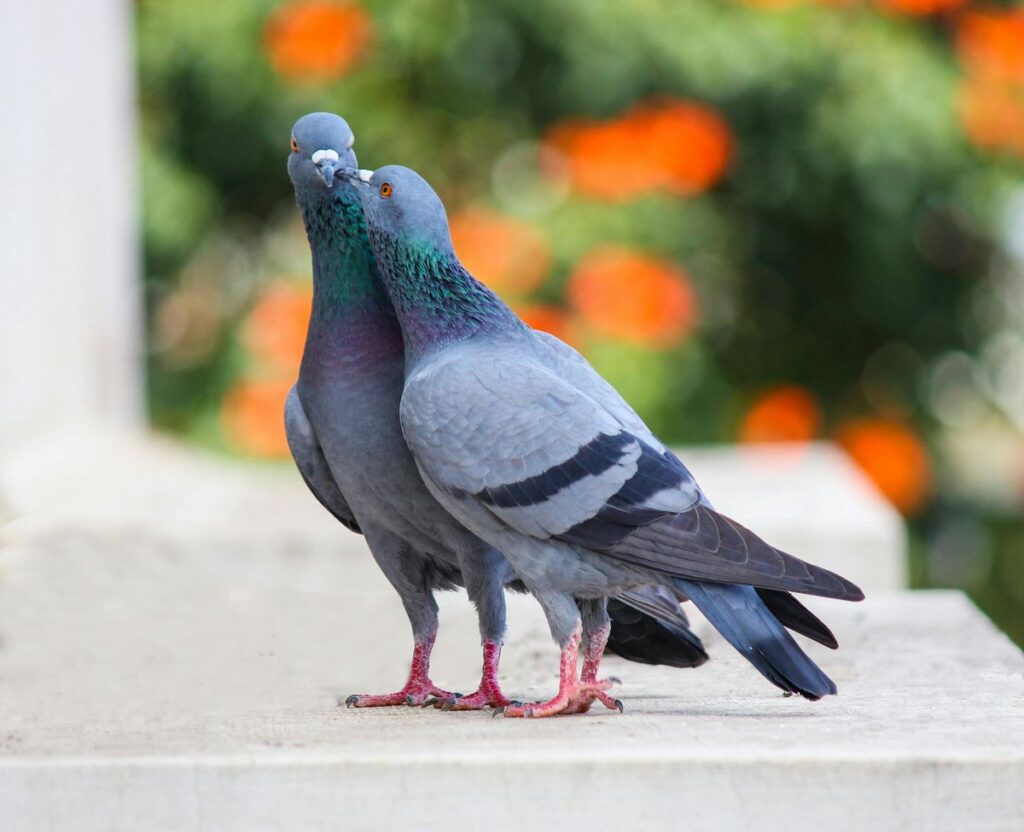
(311, 148), (341, 188)
(339, 168), (374, 187)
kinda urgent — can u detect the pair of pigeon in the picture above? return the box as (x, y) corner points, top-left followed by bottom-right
(284, 112), (863, 717)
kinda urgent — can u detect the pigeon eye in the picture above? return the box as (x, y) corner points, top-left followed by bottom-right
(379, 182), (393, 198)
(290, 137), (299, 153)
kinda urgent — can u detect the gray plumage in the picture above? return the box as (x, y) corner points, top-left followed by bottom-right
(284, 114), (516, 707)
(283, 114), (707, 708)
(355, 164), (864, 703)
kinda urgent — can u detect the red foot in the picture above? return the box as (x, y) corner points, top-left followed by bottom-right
(442, 641), (512, 710)
(563, 680), (622, 715)
(345, 682), (454, 708)
(502, 628), (623, 719)
(344, 635), (453, 708)
(565, 621), (620, 715)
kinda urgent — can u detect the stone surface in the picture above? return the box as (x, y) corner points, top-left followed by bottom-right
(0, 519), (1020, 830)
(0, 432), (947, 830)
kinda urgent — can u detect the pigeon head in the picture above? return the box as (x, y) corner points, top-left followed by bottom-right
(355, 165), (455, 254)
(287, 112), (357, 194)
(350, 165), (523, 353)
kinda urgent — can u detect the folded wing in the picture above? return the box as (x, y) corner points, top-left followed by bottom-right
(401, 348), (862, 601)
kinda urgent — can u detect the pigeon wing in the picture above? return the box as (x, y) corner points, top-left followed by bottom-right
(402, 347), (861, 601)
(285, 386), (361, 535)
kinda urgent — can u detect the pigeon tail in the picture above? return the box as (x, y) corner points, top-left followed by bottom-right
(756, 588), (839, 649)
(675, 579), (837, 700)
(606, 595), (709, 668)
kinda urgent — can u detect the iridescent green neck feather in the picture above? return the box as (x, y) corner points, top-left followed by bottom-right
(371, 230), (525, 359)
(299, 188), (393, 326)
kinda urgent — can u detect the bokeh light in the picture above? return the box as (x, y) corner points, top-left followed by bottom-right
(739, 386), (822, 444)
(955, 8), (1024, 159)
(221, 378), (293, 457)
(264, 2), (373, 82)
(956, 9), (1024, 85)
(242, 281), (312, 376)
(514, 304), (576, 347)
(545, 99), (732, 202)
(836, 418), (931, 515)
(449, 209), (551, 297)
(567, 248), (697, 347)
(875, 0), (968, 16)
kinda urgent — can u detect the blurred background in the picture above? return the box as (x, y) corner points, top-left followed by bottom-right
(133, 0), (1024, 646)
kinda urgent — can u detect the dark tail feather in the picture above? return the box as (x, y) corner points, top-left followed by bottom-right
(676, 579), (837, 700)
(607, 591), (709, 669)
(757, 589), (839, 649)
(615, 586), (708, 656)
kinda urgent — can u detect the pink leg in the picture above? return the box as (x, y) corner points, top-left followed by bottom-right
(503, 628), (582, 718)
(345, 634), (454, 708)
(502, 624), (623, 719)
(441, 640), (512, 710)
(566, 621), (623, 714)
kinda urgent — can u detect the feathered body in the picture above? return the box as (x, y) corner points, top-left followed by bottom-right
(284, 114), (709, 709)
(358, 165), (864, 709)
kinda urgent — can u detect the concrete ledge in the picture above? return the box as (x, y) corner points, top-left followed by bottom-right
(2, 751), (1018, 832)
(0, 516), (1020, 830)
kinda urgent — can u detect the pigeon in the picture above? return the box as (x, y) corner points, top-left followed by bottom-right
(351, 164), (865, 717)
(283, 113), (708, 711)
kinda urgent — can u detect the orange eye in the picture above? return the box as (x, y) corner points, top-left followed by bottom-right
(379, 182), (393, 198)
(290, 137), (299, 153)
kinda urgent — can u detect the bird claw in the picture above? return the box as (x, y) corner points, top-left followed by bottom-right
(343, 683), (454, 708)
(492, 699), (523, 718)
(504, 683), (623, 718)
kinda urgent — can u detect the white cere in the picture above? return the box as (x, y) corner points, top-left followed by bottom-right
(311, 148), (340, 165)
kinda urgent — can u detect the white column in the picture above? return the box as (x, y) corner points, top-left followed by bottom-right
(0, 0), (141, 444)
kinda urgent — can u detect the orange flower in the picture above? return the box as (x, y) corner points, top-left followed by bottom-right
(875, 0), (967, 15)
(957, 79), (1024, 158)
(221, 378), (293, 458)
(567, 247), (697, 347)
(515, 303), (576, 346)
(243, 282), (313, 375)
(956, 10), (1024, 85)
(740, 0), (804, 9)
(739, 386), (821, 444)
(638, 101), (734, 195)
(546, 118), (650, 201)
(449, 209), (551, 296)
(264, 2), (373, 82)
(836, 418), (931, 514)
(545, 99), (732, 201)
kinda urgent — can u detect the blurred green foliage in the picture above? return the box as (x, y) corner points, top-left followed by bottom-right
(138, 0), (1024, 645)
